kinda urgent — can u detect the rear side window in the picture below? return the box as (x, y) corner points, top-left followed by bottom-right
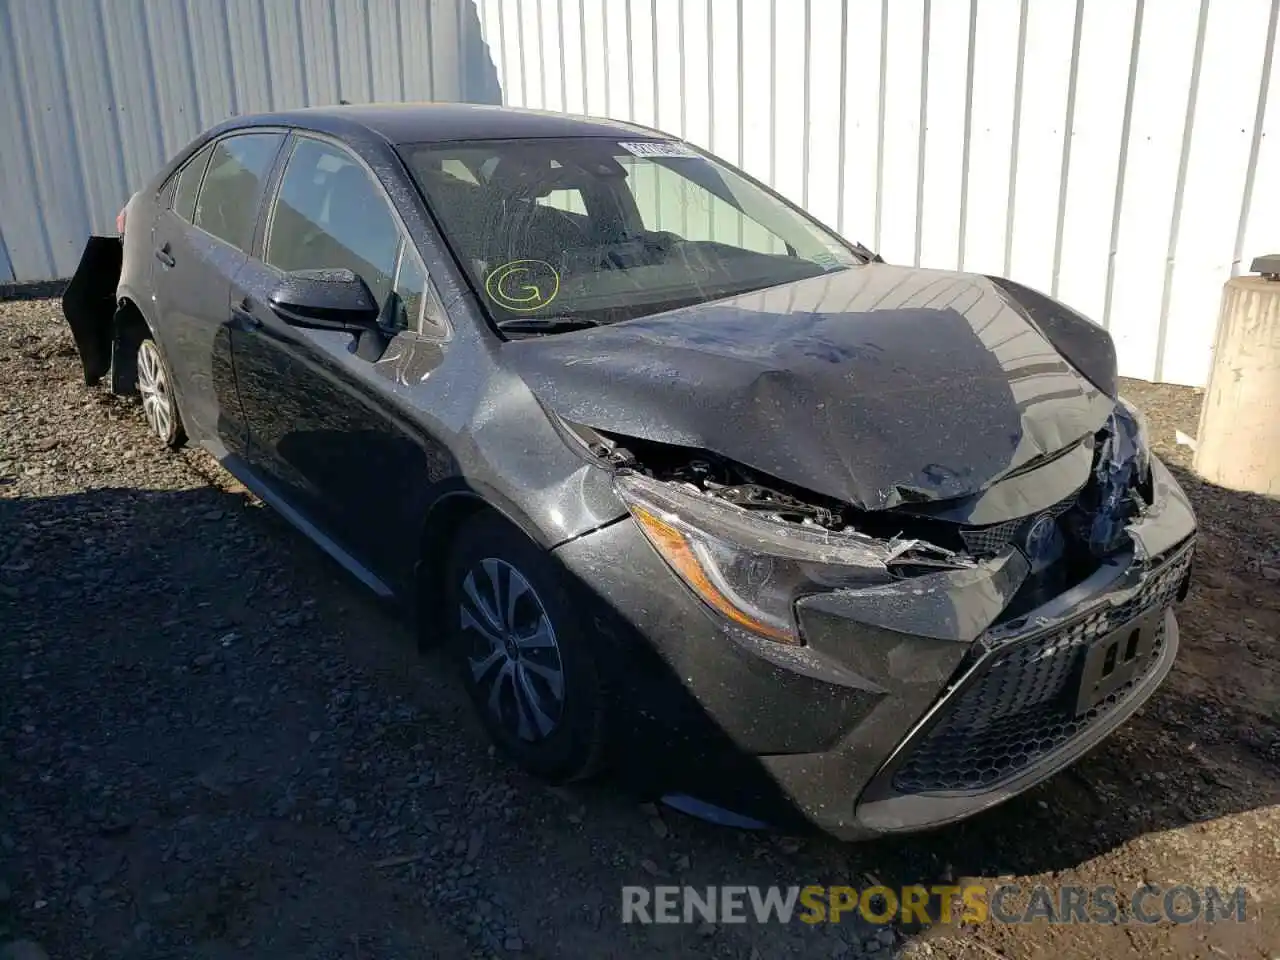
(265, 138), (401, 306)
(173, 144), (213, 223)
(193, 133), (283, 252)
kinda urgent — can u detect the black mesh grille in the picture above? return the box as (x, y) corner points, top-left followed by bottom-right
(959, 489), (1081, 556)
(892, 544), (1194, 794)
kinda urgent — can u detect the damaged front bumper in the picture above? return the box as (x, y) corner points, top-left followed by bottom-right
(61, 236), (123, 386)
(552, 455), (1196, 839)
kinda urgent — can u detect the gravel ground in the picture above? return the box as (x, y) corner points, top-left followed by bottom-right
(1, 293), (1277, 960)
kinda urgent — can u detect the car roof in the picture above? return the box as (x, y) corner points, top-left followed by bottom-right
(217, 102), (670, 147)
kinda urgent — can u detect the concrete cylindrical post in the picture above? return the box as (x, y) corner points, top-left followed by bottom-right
(1193, 255), (1280, 496)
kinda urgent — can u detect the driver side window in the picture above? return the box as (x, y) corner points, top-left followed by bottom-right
(265, 138), (405, 319)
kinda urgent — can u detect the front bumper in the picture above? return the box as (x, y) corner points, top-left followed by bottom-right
(552, 457), (1197, 839)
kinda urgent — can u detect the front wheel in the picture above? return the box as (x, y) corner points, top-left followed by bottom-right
(444, 512), (605, 783)
(135, 336), (185, 448)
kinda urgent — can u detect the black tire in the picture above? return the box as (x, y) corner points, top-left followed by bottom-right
(444, 511), (605, 783)
(135, 335), (186, 449)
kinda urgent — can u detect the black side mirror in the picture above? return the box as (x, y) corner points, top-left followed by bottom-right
(268, 268), (380, 332)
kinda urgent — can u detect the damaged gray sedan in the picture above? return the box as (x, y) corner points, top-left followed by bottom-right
(63, 104), (1196, 839)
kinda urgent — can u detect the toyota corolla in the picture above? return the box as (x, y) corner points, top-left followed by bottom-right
(62, 103), (1196, 839)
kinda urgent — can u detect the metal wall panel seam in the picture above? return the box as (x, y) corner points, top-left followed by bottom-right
(1050, 0), (1084, 298)
(913, 0), (930, 268)
(650, 0), (659, 124)
(298, 0), (314, 102)
(736, 0), (744, 244)
(218, 2), (239, 115)
(394, 0), (406, 100)
(51, 0), (94, 246)
(1003, 0), (1028, 279)
(626, 0), (635, 120)
(706, 0), (714, 152)
(6, 0), (57, 276)
(706, 0), (715, 235)
(179, 0), (206, 129)
(1232, 0), (1279, 275)
(330, 2), (345, 103)
(138, 0), (169, 164)
(517, 0), (529, 107)
(557, 0), (568, 111)
(767, 0), (776, 186)
(363, 0), (377, 103)
(459, 0), (468, 100)
(678, 0), (688, 234)
(874, 0), (887, 250)
(1102, 0), (1144, 332)
(1155, 0), (1210, 382)
(801, 0), (811, 210)
(0, 230), (12, 282)
(263, 1), (280, 109)
(95, 0), (131, 202)
(601, 0), (610, 115)
(496, 0), (509, 105)
(956, 0), (976, 271)
(678, 0), (687, 136)
(429, 0), (441, 100)
(577, 0), (587, 114)
(534, 0), (547, 106)
(835, 0), (848, 234)
(735, 0), (743, 165)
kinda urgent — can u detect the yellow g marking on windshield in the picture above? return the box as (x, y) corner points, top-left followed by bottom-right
(484, 259), (561, 313)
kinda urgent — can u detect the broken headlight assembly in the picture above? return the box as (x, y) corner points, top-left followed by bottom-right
(616, 472), (968, 644)
(1073, 396), (1153, 557)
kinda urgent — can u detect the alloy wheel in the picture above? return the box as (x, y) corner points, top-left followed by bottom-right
(459, 557), (566, 742)
(136, 340), (174, 441)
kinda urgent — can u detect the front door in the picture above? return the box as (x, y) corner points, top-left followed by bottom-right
(229, 134), (448, 586)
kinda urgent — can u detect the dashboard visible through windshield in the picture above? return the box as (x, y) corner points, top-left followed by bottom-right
(401, 137), (864, 332)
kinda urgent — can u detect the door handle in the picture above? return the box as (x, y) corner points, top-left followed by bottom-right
(154, 244), (175, 269)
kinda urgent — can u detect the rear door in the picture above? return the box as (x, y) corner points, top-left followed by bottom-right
(151, 132), (284, 454)
(229, 134), (451, 584)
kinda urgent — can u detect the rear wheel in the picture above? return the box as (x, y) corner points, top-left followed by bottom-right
(444, 512), (605, 783)
(135, 337), (185, 448)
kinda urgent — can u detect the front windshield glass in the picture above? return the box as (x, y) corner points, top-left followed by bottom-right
(401, 137), (865, 330)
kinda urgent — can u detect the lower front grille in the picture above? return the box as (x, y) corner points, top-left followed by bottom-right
(891, 544), (1193, 795)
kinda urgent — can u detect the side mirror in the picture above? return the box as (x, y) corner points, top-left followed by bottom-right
(268, 268), (380, 332)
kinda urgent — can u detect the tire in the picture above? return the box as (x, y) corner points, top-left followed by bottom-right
(135, 335), (186, 449)
(444, 511), (605, 783)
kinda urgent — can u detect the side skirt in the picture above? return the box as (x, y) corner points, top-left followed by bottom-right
(210, 443), (396, 600)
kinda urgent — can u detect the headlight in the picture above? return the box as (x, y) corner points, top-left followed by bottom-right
(1115, 396), (1152, 480)
(616, 473), (896, 644)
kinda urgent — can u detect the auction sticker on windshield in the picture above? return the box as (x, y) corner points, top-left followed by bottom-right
(617, 141), (701, 159)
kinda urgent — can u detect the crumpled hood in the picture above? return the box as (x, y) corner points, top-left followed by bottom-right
(503, 264), (1118, 511)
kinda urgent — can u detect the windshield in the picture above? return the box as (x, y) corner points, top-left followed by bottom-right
(401, 137), (865, 331)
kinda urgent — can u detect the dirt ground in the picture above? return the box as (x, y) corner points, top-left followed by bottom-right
(1, 292), (1277, 960)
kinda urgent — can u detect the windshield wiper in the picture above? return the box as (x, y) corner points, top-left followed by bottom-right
(496, 316), (601, 334)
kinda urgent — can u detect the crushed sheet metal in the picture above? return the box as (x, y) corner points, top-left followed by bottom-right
(505, 264), (1117, 513)
(798, 549), (1030, 644)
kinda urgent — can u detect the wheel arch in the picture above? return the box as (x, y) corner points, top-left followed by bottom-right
(109, 295), (151, 394)
(413, 483), (554, 650)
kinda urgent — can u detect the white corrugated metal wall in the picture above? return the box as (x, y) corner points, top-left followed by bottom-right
(474, 0), (1279, 387)
(0, 0), (498, 282)
(1, 0), (1277, 386)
